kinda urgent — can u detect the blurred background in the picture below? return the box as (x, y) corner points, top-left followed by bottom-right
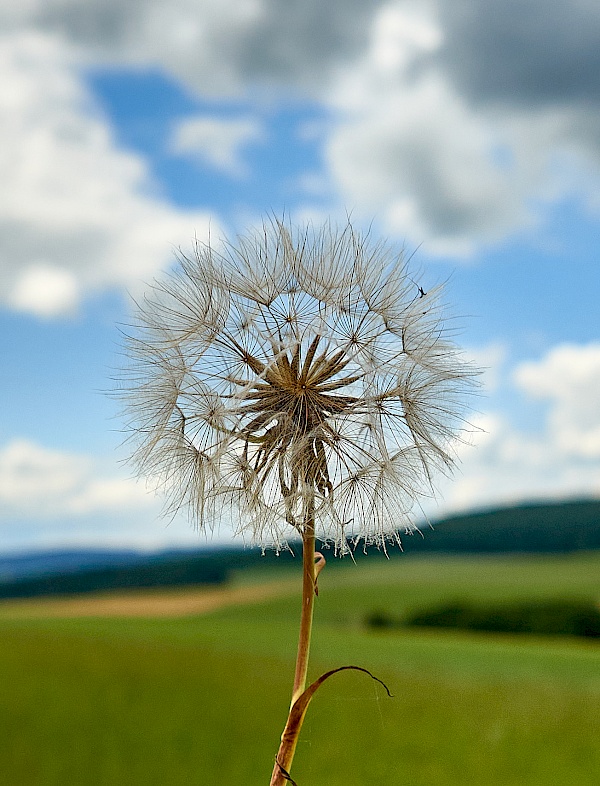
(1, 0), (599, 554)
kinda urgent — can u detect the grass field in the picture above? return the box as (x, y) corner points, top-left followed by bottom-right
(1, 553), (599, 785)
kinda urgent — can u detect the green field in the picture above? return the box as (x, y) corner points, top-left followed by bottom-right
(1, 553), (599, 785)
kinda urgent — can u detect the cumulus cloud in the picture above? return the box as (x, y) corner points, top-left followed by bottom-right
(514, 343), (600, 459)
(327, 69), (523, 254)
(8, 264), (80, 317)
(170, 115), (264, 176)
(322, 0), (600, 253)
(438, 0), (600, 108)
(0, 0), (383, 96)
(0, 438), (154, 518)
(431, 343), (600, 515)
(434, 411), (600, 516)
(1, 0), (600, 285)
(11, 0), (598, 110)
(0, 31), (216, 317)
(0, 438), (240, 550)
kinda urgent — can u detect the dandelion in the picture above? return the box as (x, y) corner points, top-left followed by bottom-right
(119, 217), (477, 785)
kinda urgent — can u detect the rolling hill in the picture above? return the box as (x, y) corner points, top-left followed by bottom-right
(0, 498), (598, 599)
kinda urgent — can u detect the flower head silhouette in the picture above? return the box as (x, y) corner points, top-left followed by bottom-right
(121, 218), (476, 552)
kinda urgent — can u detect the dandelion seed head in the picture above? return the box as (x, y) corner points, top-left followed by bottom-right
(119, 218), (478, 551)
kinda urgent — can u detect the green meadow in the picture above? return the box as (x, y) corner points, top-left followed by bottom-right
(1, 553), (599, 785)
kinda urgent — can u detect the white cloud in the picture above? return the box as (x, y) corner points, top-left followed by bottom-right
(323, 4), (534, 254)
(1, 1), (600, 255)
(0, 438), (154, 518)
(369, 1), (442, 73)
(0, 31), (217, 317)
(0, 438), (239, 551)
(9, 263), (80, 317)
(170, 115), (264, 176)
(433, 412), (600, 518)
(429, 343), (600, 516)
(514, 342), (600, 459)
(327, 73), (523, 254)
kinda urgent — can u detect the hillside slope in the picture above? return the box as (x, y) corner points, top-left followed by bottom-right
(0, 499), (598, 599)
(404, 499), (600, 554)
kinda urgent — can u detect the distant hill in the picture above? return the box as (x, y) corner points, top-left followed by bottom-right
(401, 499), (600, 555)
(0, 549), (150, 583)
(0, 499), (598, 599)
(0, 545), (303, 600)
(0, 551), (234, 599)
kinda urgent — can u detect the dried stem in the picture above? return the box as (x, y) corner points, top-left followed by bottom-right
(292, 515), (316, 706)
(269, 502), (323, 786)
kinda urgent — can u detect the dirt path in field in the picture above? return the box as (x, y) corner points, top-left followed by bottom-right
(0, 579), (298, 619)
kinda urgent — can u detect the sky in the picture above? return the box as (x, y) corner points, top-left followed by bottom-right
(1, 0), (599, 554)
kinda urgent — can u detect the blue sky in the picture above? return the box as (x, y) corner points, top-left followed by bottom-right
(1, 1), (599, 554)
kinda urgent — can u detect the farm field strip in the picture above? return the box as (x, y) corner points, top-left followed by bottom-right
(2, 551), (599, 619)
(0, 577), (298, 618)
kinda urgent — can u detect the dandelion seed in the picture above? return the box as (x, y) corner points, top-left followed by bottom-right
(120, 218), (476, 551)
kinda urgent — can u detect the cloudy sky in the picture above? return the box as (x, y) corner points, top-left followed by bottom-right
(1, 0), (599, 554)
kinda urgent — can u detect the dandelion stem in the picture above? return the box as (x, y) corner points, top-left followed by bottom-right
(292, 513), (316, 706)
(269, 502), (318, 786)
